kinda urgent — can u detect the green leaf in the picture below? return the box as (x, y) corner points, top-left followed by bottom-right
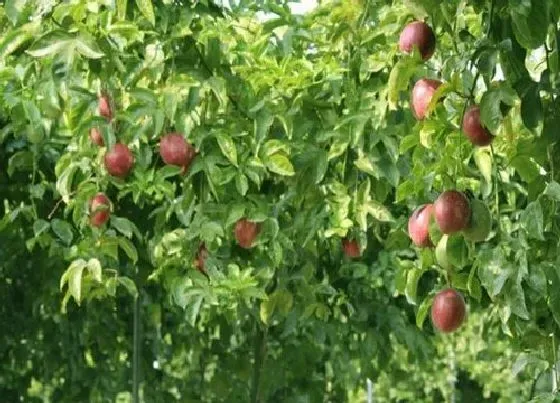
(200, 221), (224, 241)
(416, 295), (433, 328)
(260, 296), (275, 325)
(216, 133), (238, 166)
(510, 1), (548, 50)
(478, 248), (512, 297)
(446, 234), (468, 268)
(521, 201), (544, 240)
(106, 277), (117, 297)
(366, 201), (393, 222)
(274, 289), (293, 316)
(116, 0), (128, 20)
(61, 259), (87, 305)
(117, 277), (138, 299)
(255, 109), (274, 145)
(0, 22), (38, 59)
(314, 150), (328, 184)
(87, 258), (102, 283)
(266, 153), (295, 176)
(135, 0), (155, 26)
(33, 219), (50, 237)
(7, 151), (33, 176)
(185, 295), (204, 326)
(158, 165), (182, 178)
(474, 148), (492, 184)
(51, 219), (73, 245)
(543, 181), (560, 201)
(56, 163), (77, 203)
(548, 264), (560, 328)
(118, 238), (138, 263)
(26, 31), (74, 57)
(480, 86), (517, 132)
(226, 204), (246, 228)
(517, 79), (543, 129)
(506, 280), (529, 320)
(511, 155), (541, 183)
(387, 59), (417, 109)
(354, 154), (377, 176)
(235, 174), (249, 196)
(111, 216), (136, 239)
(405, 268), (423, 305)
(5, 0), (28, 25)
(75, 37), (104, 59)
(263, 140), (289, 157)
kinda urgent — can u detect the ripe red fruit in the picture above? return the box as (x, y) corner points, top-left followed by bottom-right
(434, 191), (471, 234)
(104, 143), (134, 178)
(342, 238), (360, 258)
(431, 288), (466, 333)
(408, 203), (434, 247)
(234, 219), (260, 249)
(411, 79), (442, 120)
(462, 105), (493, 146)
(90, 193), (111, 227)
(90, 127), (104, 146)
(98, 94), (112, 121)
(159, 133), (197, 172)
(399, 21), (436, 61)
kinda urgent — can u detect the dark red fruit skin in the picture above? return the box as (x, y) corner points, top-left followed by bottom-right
(411, 79), (442, 120)
(462, 105), (493, 146)
(434, 191), (471, 234)
(408, 203), (434, 247)
(98, 95), (112, 121)
(399, 21), (436, 61)
(159, 133), (197, 172)
(234, 219), (260, 249)
(90, 193), (111, 227)
(90, 127), (104, 146)
(431, 288), (466, 333)
(342, 238), (360, 258)
(104, 143), (134, 178)
(194, 244), (210, 279)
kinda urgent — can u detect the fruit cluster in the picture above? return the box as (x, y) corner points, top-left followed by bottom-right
(87, 94), (260, 276)
(400, 21), (494, 333)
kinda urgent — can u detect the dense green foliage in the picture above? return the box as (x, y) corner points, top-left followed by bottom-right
(1, 0), (560, 401)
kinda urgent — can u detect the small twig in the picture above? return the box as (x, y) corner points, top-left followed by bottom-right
(48, 192), (76, 219)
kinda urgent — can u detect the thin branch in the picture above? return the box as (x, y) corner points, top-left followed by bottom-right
(250, 324), (268, 403)
(48, 192), (76, 219)
(132, 287), (141, 403)
(486, 0), (495, 38)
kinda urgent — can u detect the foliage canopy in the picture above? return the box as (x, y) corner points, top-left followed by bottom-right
(1, 0), (560, 401)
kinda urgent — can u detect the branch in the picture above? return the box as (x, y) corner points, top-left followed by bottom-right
(250, 324), (268, 403)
